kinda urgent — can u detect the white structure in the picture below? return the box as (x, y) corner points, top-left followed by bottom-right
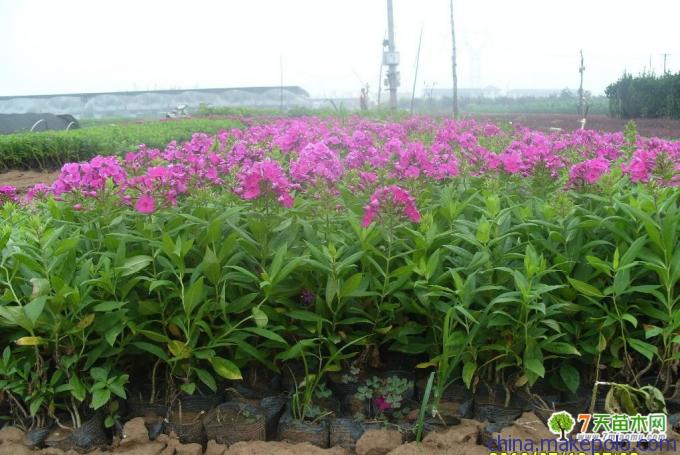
(0, 86), (312, 118)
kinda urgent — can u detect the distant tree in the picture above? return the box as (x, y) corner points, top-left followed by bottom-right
(560, 88), (575, 99)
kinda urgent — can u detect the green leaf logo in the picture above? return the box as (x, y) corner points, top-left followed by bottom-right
(547, 411), (576, 440)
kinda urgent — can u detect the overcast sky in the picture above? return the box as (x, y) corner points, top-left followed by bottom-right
(1, 0), (678, 98)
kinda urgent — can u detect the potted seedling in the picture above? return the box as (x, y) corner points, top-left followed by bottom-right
(276, 336), (366, 448)
(352, 375), (414, 423)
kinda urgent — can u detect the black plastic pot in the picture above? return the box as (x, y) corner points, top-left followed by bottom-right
(277, 409), (329, 448)
(164, 407), (206, 445)
(427, 382), (474, 420)
(126, 399), (169, 419)
(176, 393), (220, 413)
(223, 385), (288, 441)
(260, 394), (287, 440)
(480, 421), (511, 450)
(558, 390), (591, 415)
(328, 418), (365, 450)
(204, 402), (266, 445)
(70, 414), (108, 451)
(44, 414), (108, 452)
(24, 426), (51, 448)
(473, 384), (523, 424)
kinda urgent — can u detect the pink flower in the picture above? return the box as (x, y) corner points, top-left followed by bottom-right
(374, 396), (391, 412)
(568, 157), (610, 187)
(24, 183), (51, 203)
(235, 159), (295, 208)
(362, 185), (421, 228)
(0, 185), (18, 205)
(290, 142), (344, 185)
(135, 194), (156, 214)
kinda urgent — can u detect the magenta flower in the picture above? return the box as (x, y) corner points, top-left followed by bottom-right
(135, 194), (156, 214)
(300, 288), (316, 304)
(0, 185), (18, 205)
(568, 157), (611, 187)
(362, 185), (421, 228)
(374, 396), (391, 412)
(235, 159), (294, 208)
(290, 142), (344, 185)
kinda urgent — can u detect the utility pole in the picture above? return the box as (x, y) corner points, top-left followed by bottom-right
(578, 50), (585, 118)
(449, 0), (459, 118)
(662, 53), (670, 74)
(410, 26), (423, 115)
(385, 0), (400, 110)
(377, 31), (386, 106)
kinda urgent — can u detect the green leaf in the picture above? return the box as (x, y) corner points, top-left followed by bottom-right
(168, 340), (191, 360)
(340, 273), (363, 298)
(621, 313), (638, 328)
(69, 376), (86, 402)
(91, 389), (111, 410)
(90, 367), (108, 382)
(24, 296), (46, 324)
(92, 301), (125, 312)
(201, 247), (221, 286)
(195, 368), (217, 392)
(251, 307), (268, 328)
(132, 342), (168, 361)
(15, 336), (48, 346)
(244, 327), (287, 344)
(325, 276), (338, 305)
(117, 255), (153, 277)
(568, 277), (604, 298)
(628, 339), (657, 361)
(524, 358), (545, 378)
(29, 397), (44, 416)
(75, 313), (95, 330)
(109, 378), (127, 399)
(183, 277), (204, 316)
(55, 237), (80, 256)
(149, 280), (174, 292)
(211, 357), (242, 380)
(559, 364), (580, 394)
(180, 382), (196, 395)
(543, 342), (581, 356)
(30, 278), (50, 298)
(462, 362), (476, 389)
(287, 310), (326, 323)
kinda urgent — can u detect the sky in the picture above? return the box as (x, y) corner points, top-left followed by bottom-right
(1, 0), (678, 99)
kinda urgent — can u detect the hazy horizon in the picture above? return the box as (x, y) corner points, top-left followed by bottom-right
(1, 0), (678, 99)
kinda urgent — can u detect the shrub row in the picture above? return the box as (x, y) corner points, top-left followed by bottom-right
(606, 71), (680, 119)
(0, 118), (242, 171)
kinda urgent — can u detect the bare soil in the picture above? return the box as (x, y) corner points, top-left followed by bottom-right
(0, 170), (59, 192)
(3, 413), (677, 455)
(471, 113), (680, 138)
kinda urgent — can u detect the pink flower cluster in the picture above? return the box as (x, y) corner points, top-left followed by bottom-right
(52, 155), (127, 197)
(5, 115), (679, 216)
(290, 142), (344, 185)
(235, 159), (295, 208)
(568, 157), (611, 187)
(362, 185), (421, 228)
(621, 138), (680, 186)
(0, 185), (18, 205)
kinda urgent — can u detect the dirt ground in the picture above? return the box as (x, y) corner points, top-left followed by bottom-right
(471, 113), (680, 138)
(1, 413), (679, 455)
(0, 170), (60, 192)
